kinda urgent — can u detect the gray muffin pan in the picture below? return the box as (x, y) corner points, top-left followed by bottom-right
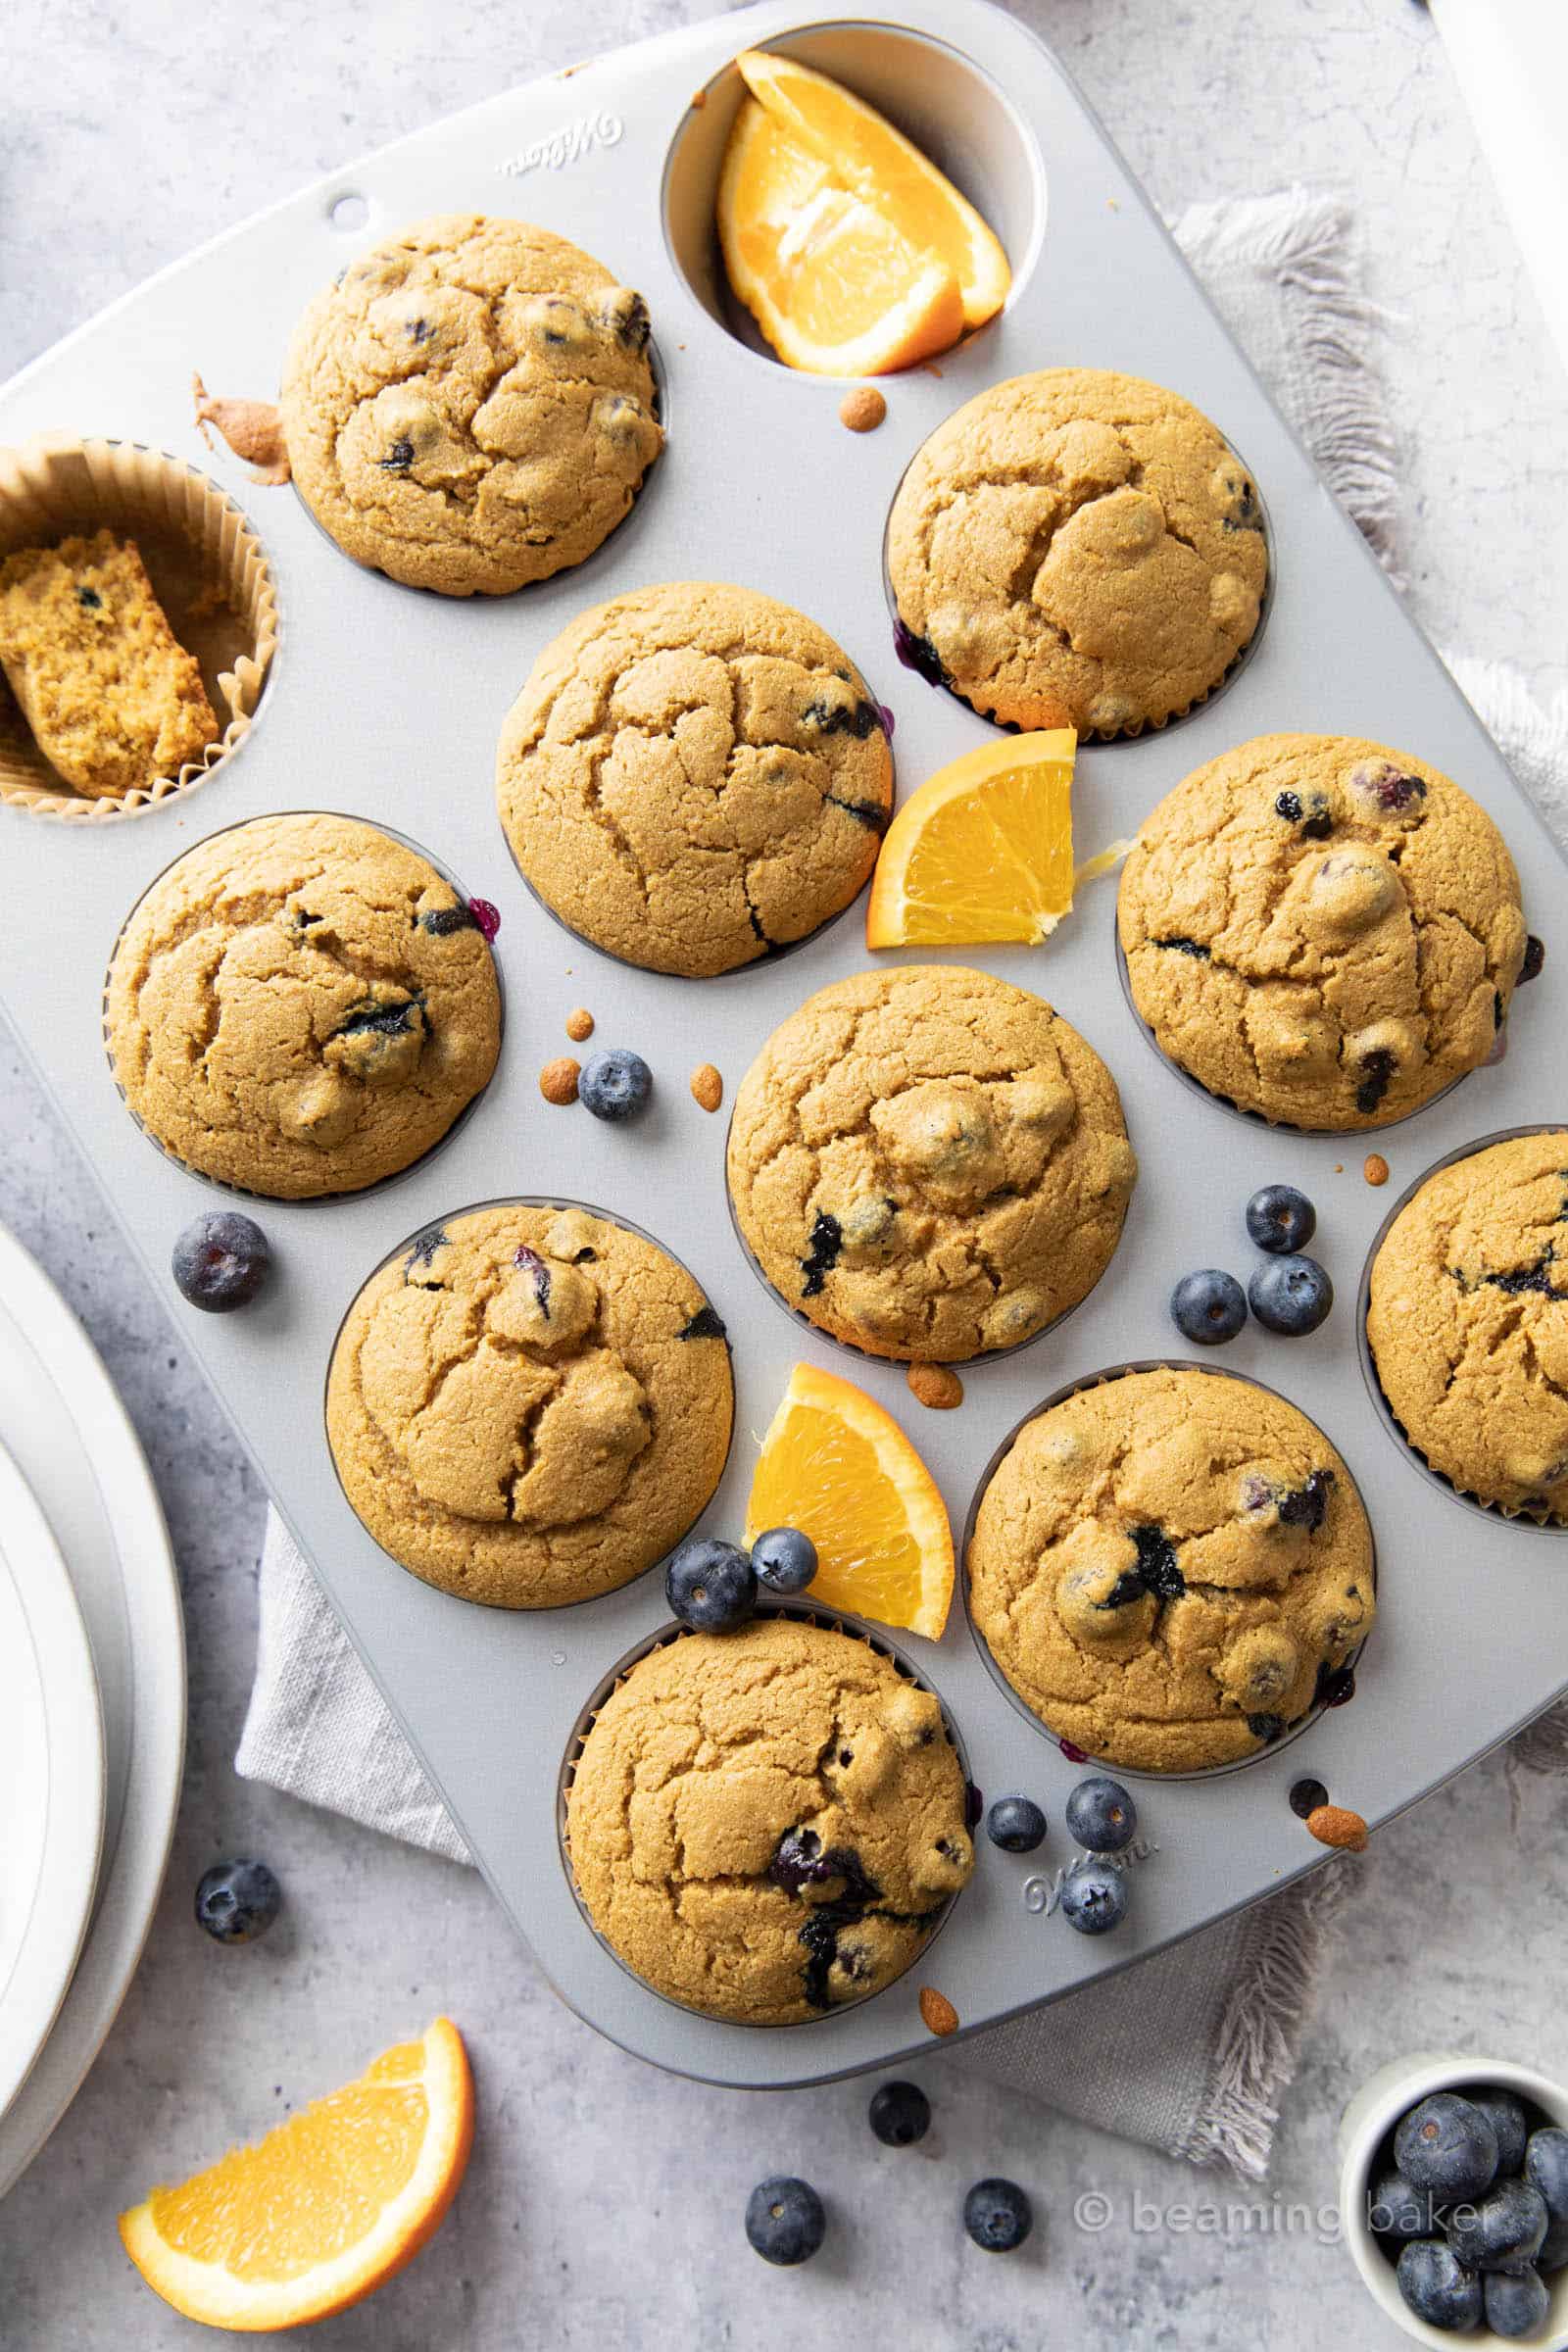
(2, 0), (1564, 2089)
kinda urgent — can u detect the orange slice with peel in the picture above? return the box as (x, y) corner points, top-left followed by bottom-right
(745, 1361), (955, 1640)
(735, 49), (1011, 329)
(866, 729), (1088, 948)
(119, 2018), (473, 2331)
(717, 98), (964, 376)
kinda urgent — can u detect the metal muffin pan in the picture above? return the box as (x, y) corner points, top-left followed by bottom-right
(2, 0), (1565, 2089)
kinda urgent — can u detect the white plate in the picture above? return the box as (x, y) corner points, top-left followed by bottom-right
(0, 1224), (184, 2198)
(0, 1437), (105, 2119)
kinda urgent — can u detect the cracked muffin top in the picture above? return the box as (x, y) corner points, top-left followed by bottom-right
(727, 964), (1137, 1363)
(886, 368), (1267, 737)
(280, 214), (662, 595)
(967, 1367), (1375, 1773)
(566, 1617), (972, 2024)
(496, 582), (892, 977)
(1118, 734), (1531, 1131)
(104, 812), (500, 1198)
(1367, 1131), (1568, 1521)
(326, 1203), (733, 1607)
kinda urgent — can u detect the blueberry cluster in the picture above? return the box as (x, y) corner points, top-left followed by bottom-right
(984, 1775), (1139, 1937)
(1169, 1185), (1332, 1347)
(664, 1524), (818, 1632)
(745, 2085), (1033, 2265)
(1371, 2084), (1568, 2335)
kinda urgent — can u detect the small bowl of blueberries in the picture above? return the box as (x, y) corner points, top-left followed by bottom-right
(1340, 2053), (1568, 2343)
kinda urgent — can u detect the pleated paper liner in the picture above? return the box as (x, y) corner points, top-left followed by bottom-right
(1357, 1124), (1568, 1533)
(0, 436), (277, 822)
(558, 1603), (973, 2027)
(960, 1357), (1379, 1781)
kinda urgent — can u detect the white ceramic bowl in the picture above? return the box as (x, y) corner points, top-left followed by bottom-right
(1339, 2052), (1568, 2347)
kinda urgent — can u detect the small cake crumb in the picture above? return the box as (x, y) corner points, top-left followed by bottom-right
(539, 1056), (580, 1105)
(907, 1362), (963, 1410)
(839, 386), (887, 434)
(191, 373), (291, 485)
(1363, 1153), (1390, 1187)
(919, 1986), (958, 2037)
(1333, 1163), (1345, 1175)
(1306, 1803), (1368, 1853)
(690, 1062), (723, 1113)
(565, 1006), (595, 1044)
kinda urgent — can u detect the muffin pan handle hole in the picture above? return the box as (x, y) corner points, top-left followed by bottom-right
(327, 191), (370, 233)
(661, 21), (1046, 370)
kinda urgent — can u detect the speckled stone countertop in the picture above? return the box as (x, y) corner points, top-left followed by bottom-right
(3, 3), (1566, 2344)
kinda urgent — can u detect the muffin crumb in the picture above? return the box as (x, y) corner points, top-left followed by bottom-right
(919, 1986), (959, 2036)
(1363, 1152), (1390, 1187)
(839, 386), (887, 433)
(1306, 1803), (1367, 1853)
(539, 1056), (580, 1105)
(690, 1061), (723, 1113)
(565, 1006), (595, 1044)
(191, 373), (291, 485)
(907, 1362), (963, 1410)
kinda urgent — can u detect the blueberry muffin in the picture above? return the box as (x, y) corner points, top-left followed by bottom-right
(967, 1367), (1375, 1771)
(105, 812), (499, 1197)
(280, 214), (662, 594)
(1367, 1131), (1568, 1520)
(496, 581), (892, 977)
(0, 529), (218, 797)
(726, 965), (1136, 1362)
(1119, 734), (1532, 1130)
(325, 1203), (733, 1607)
(886, 368), (1266, 736)
(566, 1617), (972, 2023)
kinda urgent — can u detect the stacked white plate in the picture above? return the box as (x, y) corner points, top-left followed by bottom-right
(0, 1223), (184, 2199)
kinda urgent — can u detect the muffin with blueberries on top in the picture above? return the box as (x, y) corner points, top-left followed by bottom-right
(1118, 733), (1535, 1130)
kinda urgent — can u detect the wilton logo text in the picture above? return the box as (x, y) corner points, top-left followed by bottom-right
(498, 111), (624, 177)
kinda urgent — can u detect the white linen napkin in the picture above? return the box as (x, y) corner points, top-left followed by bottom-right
(238, 190), (1568, 2177)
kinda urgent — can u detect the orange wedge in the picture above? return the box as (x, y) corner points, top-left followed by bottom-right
(745, 1361), (955, 1640)
(866, 730), (1081, 948)
(717, 98), (964, 376)
(736, 49), (1011, 330)
(119, 2019), (473, 2331)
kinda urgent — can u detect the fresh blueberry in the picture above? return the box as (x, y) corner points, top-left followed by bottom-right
(1486, 2268), (1551, 2337)
(1369, 2168), (1436, 2242)
(1396, 2093), (1501, 2202)
(1396, 2240), (1484, 2331)
(868, 2081), (931, 2147)
(745, 2177), (826, 2266)
(962, 2178), (1032, 2253)
(195, 1858), (282, 1944)
(665, 1537), (757, 1633)
(1289, 1777), (1330, 1821)
(985, 1796), (1047, 1854)
(1248, 1253), (1333, 1337)
(1467, 2088), (1531, 2179)
(1064, 1776), (1138, 1854)
(750, 1526), (818, 1596)
(1059, 1857), (1128, 1935)
(1246, 1184), (1317, 1254)
(1446, 2177), (1547, 2272)
(1538, 2213), (1568, 2273)
(578, 1048), (653, 1123)
(172, 1212), (272, 1312)
(1525, 2128), (1568, 2220)
(1170, 1268), (1247, 1346)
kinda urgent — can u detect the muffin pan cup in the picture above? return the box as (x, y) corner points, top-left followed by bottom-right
(4, 0), (1568, 2089)
(959, 1358), (1379, 1783)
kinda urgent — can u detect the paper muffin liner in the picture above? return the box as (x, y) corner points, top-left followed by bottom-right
(1357, 1125), (1568, 1532)
(960, 1358), (1379, 1780)
(321, 1194), (735, 1592)
(558, 1603), (973, 2028)
(0, 435), (277, 822)
(879, 427), (1274, 747)
(101, 811), (504, 1201)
